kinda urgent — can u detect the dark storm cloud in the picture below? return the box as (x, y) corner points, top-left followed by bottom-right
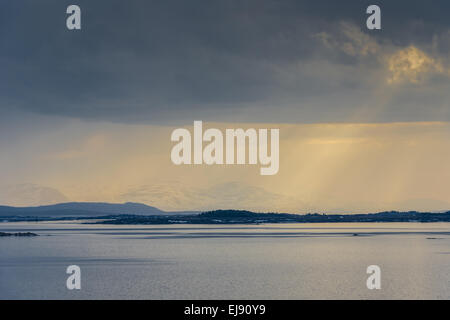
(1, 0), (450, 124)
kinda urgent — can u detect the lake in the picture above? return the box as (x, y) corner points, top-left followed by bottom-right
(1, 221), (450, 299)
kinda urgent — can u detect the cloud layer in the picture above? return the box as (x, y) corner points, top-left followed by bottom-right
(1, 0), (450, 124)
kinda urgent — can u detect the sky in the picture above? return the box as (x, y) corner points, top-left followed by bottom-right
(1, 0), (450, 212)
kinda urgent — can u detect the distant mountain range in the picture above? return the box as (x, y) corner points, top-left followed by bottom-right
(2, 204), (450, 224)
(0, 202), (196, 217)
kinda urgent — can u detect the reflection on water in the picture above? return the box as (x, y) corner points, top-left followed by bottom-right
(1, 221), (450, 299)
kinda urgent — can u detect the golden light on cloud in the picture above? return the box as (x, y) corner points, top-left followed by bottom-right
(316, 22), (450, 87)
(387, 46), (445, 84)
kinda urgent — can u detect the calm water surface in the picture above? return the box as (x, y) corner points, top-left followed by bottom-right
(1, 221), (450, 299)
